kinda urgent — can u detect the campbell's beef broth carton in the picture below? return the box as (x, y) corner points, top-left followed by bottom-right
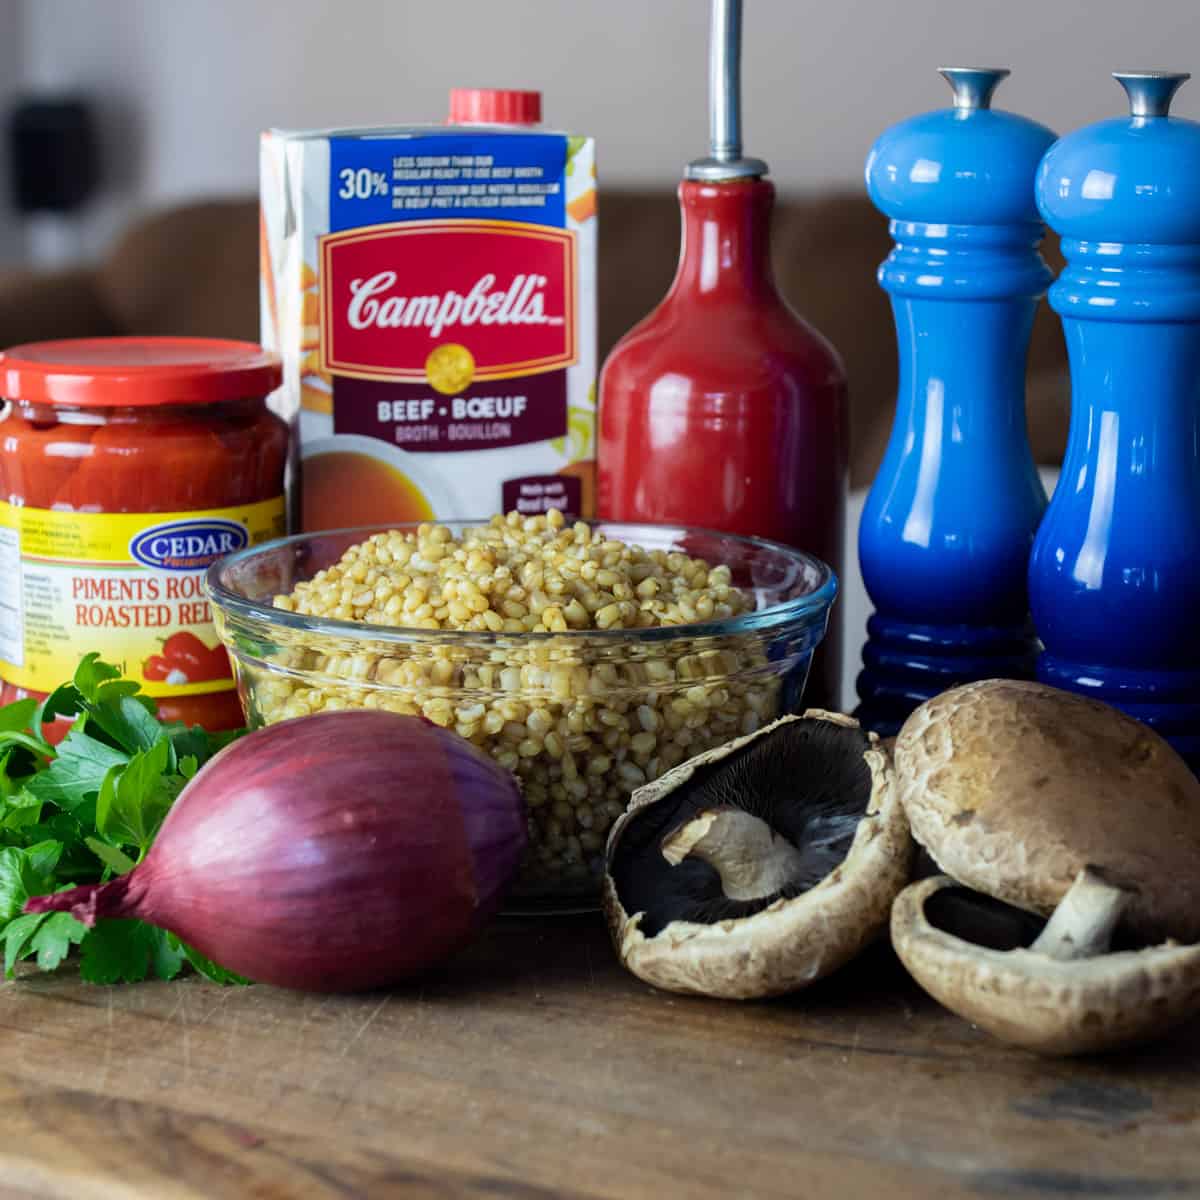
(259, 89), (597, 529)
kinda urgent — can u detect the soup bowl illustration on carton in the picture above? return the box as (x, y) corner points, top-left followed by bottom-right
(300, 434), (456, 530)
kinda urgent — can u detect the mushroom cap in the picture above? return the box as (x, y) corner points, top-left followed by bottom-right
(895, 679), (1200, 942)
(602, 711), (914, 999)
(892, 876), (1200, 1056)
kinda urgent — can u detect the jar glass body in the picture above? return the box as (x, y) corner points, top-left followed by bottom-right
(0, 394), (288, 732)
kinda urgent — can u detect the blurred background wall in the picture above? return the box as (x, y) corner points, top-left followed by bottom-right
(6, 0), (1200, 265)
(0, 3), (25, 265)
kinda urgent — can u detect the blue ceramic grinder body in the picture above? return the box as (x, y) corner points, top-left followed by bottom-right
(1030, 73), (1200, 769)
(857, 69), (1056, 735)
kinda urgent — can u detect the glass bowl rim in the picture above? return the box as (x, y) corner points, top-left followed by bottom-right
(204, 519), (838, 647)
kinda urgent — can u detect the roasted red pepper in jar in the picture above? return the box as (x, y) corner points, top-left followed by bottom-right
(0, 338), (288, 735)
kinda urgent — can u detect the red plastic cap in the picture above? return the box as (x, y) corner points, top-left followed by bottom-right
(0, 337), (283, 408)
(448, 89), (542, 126)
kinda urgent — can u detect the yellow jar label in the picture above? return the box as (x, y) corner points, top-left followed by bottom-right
(0, 497), (285, 697)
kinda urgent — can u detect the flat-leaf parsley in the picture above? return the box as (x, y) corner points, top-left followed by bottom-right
(0, 655), (247, 985)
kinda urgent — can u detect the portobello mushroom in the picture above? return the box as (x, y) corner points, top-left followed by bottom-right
(891, 679), (1200, 1055)
(603, 712), (913, 999)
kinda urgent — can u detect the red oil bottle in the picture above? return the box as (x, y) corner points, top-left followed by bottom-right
(597, 0), (848, 706)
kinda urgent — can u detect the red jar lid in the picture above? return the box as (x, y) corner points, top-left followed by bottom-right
(0, 337), (283, 408)
(448, 88), (542, 126)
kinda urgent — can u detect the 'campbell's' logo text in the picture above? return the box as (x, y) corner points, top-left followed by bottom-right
(347, 272), (562, 339)
(320, 220), (578, 383)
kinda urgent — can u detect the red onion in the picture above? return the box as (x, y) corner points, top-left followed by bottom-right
(25, 711), (527, 991)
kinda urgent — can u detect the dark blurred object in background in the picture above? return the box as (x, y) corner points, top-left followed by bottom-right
(9, 95), (99, 214)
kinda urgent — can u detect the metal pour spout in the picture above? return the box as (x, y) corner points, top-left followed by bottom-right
(939, 66), (1011, 111)
(686, 0), (768, 181)
(1114, 70), (1190, 118)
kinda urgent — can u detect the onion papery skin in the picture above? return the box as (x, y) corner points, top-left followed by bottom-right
(26, 711), (528, 991)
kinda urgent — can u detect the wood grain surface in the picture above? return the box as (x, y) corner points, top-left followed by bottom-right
(2, 915), (1198, 1199)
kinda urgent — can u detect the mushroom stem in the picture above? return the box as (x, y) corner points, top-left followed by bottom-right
(1029, 867), (1132, 961)
(661, 807), (810, 901)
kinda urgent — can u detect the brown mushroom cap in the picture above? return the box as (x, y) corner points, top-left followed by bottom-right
(892, 876), (1200, 1056)
(895, 679), (1200, 942)
(603, 711), (914, 999)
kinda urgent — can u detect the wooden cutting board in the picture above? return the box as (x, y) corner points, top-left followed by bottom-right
(1, 914), (1197, 1199)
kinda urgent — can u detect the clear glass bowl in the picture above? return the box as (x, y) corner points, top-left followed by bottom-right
(205, 522), (837, 910)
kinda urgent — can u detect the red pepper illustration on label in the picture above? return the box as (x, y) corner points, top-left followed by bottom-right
(143, 633), (231, 687)
(142, 656), (173, 682)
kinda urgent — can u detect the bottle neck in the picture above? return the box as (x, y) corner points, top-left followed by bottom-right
(669, 178), (778, 299)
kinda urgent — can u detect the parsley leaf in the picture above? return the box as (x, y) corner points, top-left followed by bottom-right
(28, 911), (88, 971)
(0, 847), (34, 921)
(0, 842), (61, 921)
(4, 912), (48, 976)
(17, 814), (94, 881)
(23, 729), (128, 817)
(0, 700), (38, 735)
(72, 654), (123, 702)
(170, 935), (250, 986)
(84, 837), (136, 876)
(0, 843), (82, 976)
(94, 740), (177, 854)
(168, 725), (211, 766)
(86, 689), (161, 757)
(0, 785), (43, 835)
(70, 654), (162, 755)
(150, 928), (187, 981)
(0, 729), (53, 759)
(32, 682), (83, 743)
(77, 922), (193, 984)
(79, 919), (154, 984)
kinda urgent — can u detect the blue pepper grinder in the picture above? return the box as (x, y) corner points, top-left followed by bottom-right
(856, 68), (1057, 736)
(1030, 72), (1200, 770)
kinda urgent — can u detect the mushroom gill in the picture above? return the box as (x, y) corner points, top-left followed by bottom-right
(602, 712), (914, 999)
(608, 716), (872, 937)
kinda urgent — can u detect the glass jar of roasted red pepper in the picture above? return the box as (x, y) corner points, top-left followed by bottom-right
(0, 337), (287, 735)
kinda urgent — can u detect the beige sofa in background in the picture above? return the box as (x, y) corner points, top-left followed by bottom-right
(0, 190), (1070, 488)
